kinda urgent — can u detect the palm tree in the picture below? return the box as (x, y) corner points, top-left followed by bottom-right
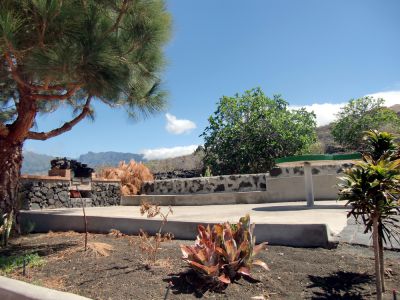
(338, 130), (400, 300)
(0, 0), (171, 244)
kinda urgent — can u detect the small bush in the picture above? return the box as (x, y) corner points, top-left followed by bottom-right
(0, 253), (44, 275)
(97, 160), (153, 195)
(138, 202), (174, 265)
(180, 214), (268, 286)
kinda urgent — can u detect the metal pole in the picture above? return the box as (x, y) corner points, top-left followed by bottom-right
(304, 162), (315, 207)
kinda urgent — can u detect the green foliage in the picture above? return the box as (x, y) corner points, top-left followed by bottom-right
(338, 130), (400, 243)
(180, 214), (268, 285)
(0, 0), (171, 123)
(203, 166), (213, 177)
(331, 97), (400, 151)
(201, 88), (317, 175)
(0, 252), (43, 274)
(306, 141), (325, 154)
(363, 130), (399, 162)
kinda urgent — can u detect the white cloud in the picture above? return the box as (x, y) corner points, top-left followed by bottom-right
(290, 90), (400, 127)
(366, 91), (400, 107)
(290, 103), (345, 127)
(141, 145), (199, 160)
(165, 113), (196, 134)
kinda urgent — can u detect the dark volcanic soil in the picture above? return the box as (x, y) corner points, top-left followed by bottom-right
(1, 232), (399, 300)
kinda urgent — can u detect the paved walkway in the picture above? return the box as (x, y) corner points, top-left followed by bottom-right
(337, 216), (400, 250)
(21, 200), (400, 249)
(25, 200), (349, 234)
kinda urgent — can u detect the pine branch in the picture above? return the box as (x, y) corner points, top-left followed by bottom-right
(101, 0), (131, 39)
(27, 95), (92, 140)
(4, 52), (30, 90)
(31, 86), (81, 101)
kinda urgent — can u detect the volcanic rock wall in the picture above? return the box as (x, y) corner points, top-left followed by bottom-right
(19, 176), (121, 210)
(141, 174), (267, 195)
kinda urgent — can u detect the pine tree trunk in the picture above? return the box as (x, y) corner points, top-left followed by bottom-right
(0, 139), (23, 245)
(373, 217), (383, 300)
(378, 222), (385, 292)
(0, 92), (36, 246)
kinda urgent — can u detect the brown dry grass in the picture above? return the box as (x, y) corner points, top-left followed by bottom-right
(86, 242), (114, 257)
(96, 160), (153, 195)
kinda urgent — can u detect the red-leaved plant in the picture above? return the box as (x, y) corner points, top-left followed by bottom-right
(180, 215), (268, 284)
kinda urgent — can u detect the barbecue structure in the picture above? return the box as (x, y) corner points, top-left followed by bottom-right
(48, 157), (95, 198)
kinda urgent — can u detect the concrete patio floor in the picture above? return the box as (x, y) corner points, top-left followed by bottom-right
(24, 200), (348, 233)
(21, 200), (349, 248)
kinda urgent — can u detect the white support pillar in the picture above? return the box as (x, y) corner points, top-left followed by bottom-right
(303, 162), (314, 207)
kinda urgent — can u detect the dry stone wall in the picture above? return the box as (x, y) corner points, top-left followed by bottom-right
(141, 174), (267, 195)
(141, 164), (350, 196)
(269, 164), (351, 178)
(91, 181), (121, 206)
(19, 178), (71, 210)
(19, 176), (121, 210)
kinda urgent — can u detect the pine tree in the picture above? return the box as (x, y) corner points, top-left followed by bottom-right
(0, 0), (171, 242)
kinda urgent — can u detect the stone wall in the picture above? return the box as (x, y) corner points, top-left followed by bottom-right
(19, 177), (71, 210)
(142, 174), (267, 195)
(141, 164), (352, 196)
(19, 176), (121, 210)
(269, 163), (352, 178)
(91, 180), (121, 206)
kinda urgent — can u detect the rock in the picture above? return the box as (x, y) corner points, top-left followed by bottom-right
(30, 203), (41, 210)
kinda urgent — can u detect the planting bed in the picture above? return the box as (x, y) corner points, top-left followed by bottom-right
(1, 232), (399, 300)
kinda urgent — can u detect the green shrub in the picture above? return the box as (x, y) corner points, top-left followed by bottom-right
(0, 253), (44, 275)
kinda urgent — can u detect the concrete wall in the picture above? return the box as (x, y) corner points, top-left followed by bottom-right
(20, 212), (335, 248)
(19, 176), (121, 210)
(0, 276), (91, 300)
(265, 174), (339, 202)
(141, 173), (267, 195)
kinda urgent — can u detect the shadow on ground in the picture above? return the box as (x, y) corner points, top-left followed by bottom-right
(0, 239), (79, 258)
(308, 271), (373, 300)
(164, 270), (227, 298)
(252, 204), (346, 212)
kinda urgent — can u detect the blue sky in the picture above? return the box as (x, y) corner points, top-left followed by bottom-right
(25, 0), (400, 159)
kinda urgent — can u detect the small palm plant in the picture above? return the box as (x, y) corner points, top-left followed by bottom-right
(338, 130), (400, 300)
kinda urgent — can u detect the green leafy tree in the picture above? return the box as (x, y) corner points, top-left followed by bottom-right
(0, 0), (171, 236)
(338, 130), (400, 299)
(331, 97), (400, 150)
(201, 88), (317, 175)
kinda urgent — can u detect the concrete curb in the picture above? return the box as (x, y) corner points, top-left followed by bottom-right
(122, 191), (270, 206)
(0, 276), (91, 300)
(20, 212), (335, 248)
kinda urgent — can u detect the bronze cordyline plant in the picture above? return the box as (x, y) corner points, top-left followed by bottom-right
(180, 214), (268, 285)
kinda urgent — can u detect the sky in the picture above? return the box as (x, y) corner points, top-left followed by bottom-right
(25, 0), (400, 159)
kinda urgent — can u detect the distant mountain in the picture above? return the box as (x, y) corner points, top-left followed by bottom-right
(77, 151), (146, 168)
(21, 151), (146, 175)
(391, 104), (400, 115)
(146, 151), (204, 173)
(22, 151), (55, 175)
